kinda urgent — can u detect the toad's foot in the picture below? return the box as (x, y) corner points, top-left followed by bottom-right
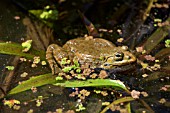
(46, 44), (68, 74)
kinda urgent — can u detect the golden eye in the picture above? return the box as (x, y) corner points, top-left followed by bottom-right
(114, 52), (124, 61)
(104, 63), (111, 66)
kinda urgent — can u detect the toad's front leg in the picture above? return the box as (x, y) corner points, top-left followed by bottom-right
(46, 44), (68, 75)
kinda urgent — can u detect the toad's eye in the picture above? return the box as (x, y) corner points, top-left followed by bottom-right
(114, 52), (124, 61)
(103, 63), (111, 67)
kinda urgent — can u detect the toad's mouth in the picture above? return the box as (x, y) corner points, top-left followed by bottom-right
(100, 61), (136, 69)
(112, 63), (136, 73)
(101, 63), (136, 73)
(93, 63), (136, 78)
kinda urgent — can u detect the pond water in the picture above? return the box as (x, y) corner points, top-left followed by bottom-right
(0, 0), (170, 113)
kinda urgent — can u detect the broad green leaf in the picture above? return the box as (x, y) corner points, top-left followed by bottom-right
(54, 79), (128, 91)
(8, 73), (128, 95)
(0, 43), (45, 60)
(8, 73), (55, 95)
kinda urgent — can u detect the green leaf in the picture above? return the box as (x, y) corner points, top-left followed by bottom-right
(54, 79), (128, 91)
(62, 66), (73, 73)
(29, 10), (43, 18)
(56, 76), (63, 81)
(8, 73), (55, 95)
(0, 42), (46, 60)
(165, 39), (170, 47)
(21, 40), (32, 52)
(73, 60), (80, 67)
(76, 103), (86, 112)
(29, 6), (58, 20)
(8, 73), (128, 95)
(125, 102), (131, 113)
(76, 68), (81, 73)
(60, 58), (70, 65)
(5, 66), (14, 70)
(100, 97), (134, 113)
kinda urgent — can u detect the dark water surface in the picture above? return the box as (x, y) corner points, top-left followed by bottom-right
(0, 0), (170, 113)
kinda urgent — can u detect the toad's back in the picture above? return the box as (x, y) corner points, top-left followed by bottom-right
(63, 37), (116, 58)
